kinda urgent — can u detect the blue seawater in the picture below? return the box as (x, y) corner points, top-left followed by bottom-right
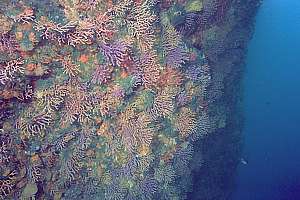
(233, 0), (300, 199)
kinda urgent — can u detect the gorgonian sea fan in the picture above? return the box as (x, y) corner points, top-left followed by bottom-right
(91, 64), (113, 85)
(190, 112), (211, 141)
(60, 132), (92, 185)
(175, 107), (198, 139)
(120, 122), (137, 154)
(165, 46), (189, 68)
(0, 0), (221, 199)
(173, 143), (194, 175)
(117, 156), (139, 178)
(20, 112), (53, 138)
(53, 131), (78, 152)
(94, 12), (115, 42)
(111, 86), (125, 99)
(138, 176), (159, 200)
(158, 67), (183, 88)
(60, 88), (92, 127)
(137, 51), (161, 88)
(176, 90), (190, 107)
(176, 12), (198, 36)
(135, 112), (155, 146)
(0, 134), (11, 164)
(154, 164), (176, 185)
(130, 2), (156, 37)
(99, 42), (128, 66)
(0, 58), (25, 85)
(185, 65), (202, 81)
(0, 169), (17, 199)
(105, 184), (126, 200)
(150, 87), (176, 119)
(61, 56), (81, 77)
(0, 33), (19, 54)
(117, 111), (154, 154)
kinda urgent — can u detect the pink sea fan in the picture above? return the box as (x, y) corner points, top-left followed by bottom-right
(150, 87), (176, 119)
(0, 33), (19, 54)
(0, 134), (11, 164)
(117, 112), (155, 153)
(191, 112), (211, 141)
(176, 12), (198, 35)
(91, 64), (113, 85)
(0, 58), (25, 85)
(173, 143), (194, 175)
(120, 122), (137, 154)
(138, 176), (158, 199)
(165, 46), (189, 68)
(13, 8), (35, 24)
(111, 85), (125, 99)
(137, 52), (161, 88)
(99, 42), (128, 66)
(176, 90), (190, 107)
(94, 12), (115, 42)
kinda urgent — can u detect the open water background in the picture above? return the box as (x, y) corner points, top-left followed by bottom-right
(232, 0), (300, 199)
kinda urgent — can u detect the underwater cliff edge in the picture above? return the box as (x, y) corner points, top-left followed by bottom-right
(187, 0), (261, 199)
(0, 0), (260, 199)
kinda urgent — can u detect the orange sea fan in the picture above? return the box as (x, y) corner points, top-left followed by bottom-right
(94, 12), (115, 43)
(117, 111), (155, 153)
(66, 19), (95, 46)
(136, 112), (155, 147)
(36, 84), (69, 112)
(174, 107), (198, 139)
(13, 8), (35, 24)
(139, 51), (161, 89)
(34, 17), (77, 39)
(150, 87), (176, 119)
(158, 67), (183, 88)
(19, 112), (53, 138)
(61, 56), (81, 77)
(60, 84), (92, 127)
(127, 1), (156, 39)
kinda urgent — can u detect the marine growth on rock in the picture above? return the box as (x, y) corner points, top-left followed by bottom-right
(0, 0), (255, 199)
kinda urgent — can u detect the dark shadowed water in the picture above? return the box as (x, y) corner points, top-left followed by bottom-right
(233, 0), (300, 199)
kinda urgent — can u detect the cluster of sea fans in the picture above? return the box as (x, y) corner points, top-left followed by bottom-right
(0, 0), (236, 199)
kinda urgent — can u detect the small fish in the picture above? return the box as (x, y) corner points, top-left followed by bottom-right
(241, 158), (248, 165)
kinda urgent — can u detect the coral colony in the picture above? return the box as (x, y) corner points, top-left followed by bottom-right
(0, 0), (235, 199)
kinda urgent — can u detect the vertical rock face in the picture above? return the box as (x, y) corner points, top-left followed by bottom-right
(177, 0), (261, 199)
(0, 0), (260, 199)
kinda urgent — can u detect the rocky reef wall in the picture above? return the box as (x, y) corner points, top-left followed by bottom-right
(0, 0), (260, 199)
